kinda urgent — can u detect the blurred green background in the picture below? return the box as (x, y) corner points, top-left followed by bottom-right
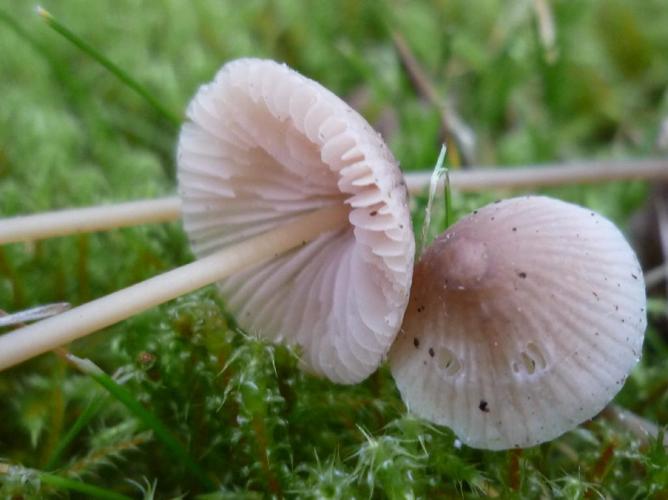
(1, 0), (667, 498)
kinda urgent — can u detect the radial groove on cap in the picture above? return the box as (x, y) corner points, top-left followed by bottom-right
(390, 196), (646, 449)
(177, 59), (414, 384)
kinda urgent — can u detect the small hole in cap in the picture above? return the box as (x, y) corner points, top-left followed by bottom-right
(437, 347), (462, 376)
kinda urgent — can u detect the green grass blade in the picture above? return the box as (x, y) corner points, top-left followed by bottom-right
(39, 471), (132, 500)
(66, 354), (215, 490)
(0, 9), (46, 56)
(0, 464), (130, 500)
(45, 394), (107, 470)
(420, 145), (448, 252)
(36, 6), (181, 127)
(441, 152), (453, 229)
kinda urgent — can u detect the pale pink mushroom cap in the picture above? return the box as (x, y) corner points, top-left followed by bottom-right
(177, 59), (415, 384)
(390, 196), (646, 449)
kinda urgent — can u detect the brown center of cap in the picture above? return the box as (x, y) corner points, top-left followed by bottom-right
(424, 233), (490, 292)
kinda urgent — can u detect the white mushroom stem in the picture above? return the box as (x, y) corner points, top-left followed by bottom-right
(0, 197), (181, 244)
(600, 404), (668, 448)
(405, 157), (668, 192)
(645, 263), (668, 289)
(0, 205), (348, 371)
(1, 159), (667, 245)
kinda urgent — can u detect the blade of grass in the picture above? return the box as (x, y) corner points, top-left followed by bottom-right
(0, 303), (70, 328)
(0, 8), (78, 110)
(0, 8), (80, 96)
(39, 471), (132, 500)
(391, 30), (475, 166)
(420, 145), (448, 252)
(64, 353), (215, 490)
(0, 463), (131, 500)
(0, 7), (77, 93)
(36, 6), (181, 127)
(39, 358), (66, 468)
(0, 8), (49, 57)
(44, 394), (108, 470)
(443, 159), (453, 230)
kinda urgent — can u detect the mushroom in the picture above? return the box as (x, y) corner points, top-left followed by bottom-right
(389, 196), (647, 450)
(178, 58), (414, 383)
(0, 59), (415, 384)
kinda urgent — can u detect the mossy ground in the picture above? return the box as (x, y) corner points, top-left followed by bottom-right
(1, 1), (667, 498)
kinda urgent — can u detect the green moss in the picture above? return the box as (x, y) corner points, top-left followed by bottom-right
(1, 0), (667, 497)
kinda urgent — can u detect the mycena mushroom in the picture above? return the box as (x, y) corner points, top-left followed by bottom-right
(0, 59), (415, 384)
(178, 58), (415, 383)
(389, 196), (647, 450)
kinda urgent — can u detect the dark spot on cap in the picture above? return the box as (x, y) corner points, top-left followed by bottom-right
(428, 347), (435, 357)
(413, 337), (420, 348)
(512, 227), (517, 232)
(479, 400), (490, 413)
(370, 210), (378, 216)
(473, 210), (478, 215)
(494, 200), (501, 204)
(517, 272), (527, 279)
(631, 273), (638, 280)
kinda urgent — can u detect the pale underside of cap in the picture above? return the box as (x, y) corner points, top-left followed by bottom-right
(177, 58), (414, 384)
(390, 196), (646, 449)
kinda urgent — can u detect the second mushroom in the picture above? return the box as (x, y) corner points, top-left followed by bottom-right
(390, 196), (647, 450)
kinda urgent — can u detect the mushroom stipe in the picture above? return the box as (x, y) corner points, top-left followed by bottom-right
(1, 159), (667, 245)
(0, 205), (349, 371)
(0, 59), (416, 386)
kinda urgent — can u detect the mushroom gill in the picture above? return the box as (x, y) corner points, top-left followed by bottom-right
(178, 59), (415, 384)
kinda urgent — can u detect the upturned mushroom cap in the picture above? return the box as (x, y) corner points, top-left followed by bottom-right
(177, 59), (414, 384)
(389, 196), (646, 449)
